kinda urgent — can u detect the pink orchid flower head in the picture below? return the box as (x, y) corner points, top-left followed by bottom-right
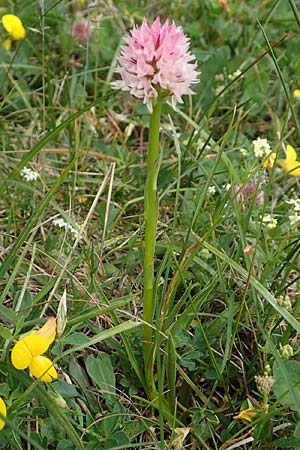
(114, 17), (200, 112)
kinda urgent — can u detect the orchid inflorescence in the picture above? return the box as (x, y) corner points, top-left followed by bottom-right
(114, 17), (199, 112)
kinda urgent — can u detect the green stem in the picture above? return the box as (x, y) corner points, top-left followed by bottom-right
(143, 99), (163, 399)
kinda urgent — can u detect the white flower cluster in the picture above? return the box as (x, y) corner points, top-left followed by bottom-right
(277, 294), (292, 312)
(286, 198), (300, 226)
(228, 69), (242, 81)
(252, 137), (271, 158)
(208, 185), (216, 195)
(261, 214), (277, 230)
(53, 217), (80, 238)
(21, 166), (39, 182)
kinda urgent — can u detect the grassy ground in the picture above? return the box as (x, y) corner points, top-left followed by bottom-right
(1, 0), (300, 449)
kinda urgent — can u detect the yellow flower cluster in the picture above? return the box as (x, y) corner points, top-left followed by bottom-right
(264, 144), (300, 176)
(1, 14), (26, 50)
(11, 317), (57, 383)
(0, 319), (57, 431)
(2, 14), (25, 39)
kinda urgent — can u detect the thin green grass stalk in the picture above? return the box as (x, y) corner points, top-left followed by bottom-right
(166, 333), (176, 416)
(143, 98), (163, 399)
(40, 0), (46, 133)
(14, 243), (36, 313)
(289, 0), (300, 30)
(40, 164), (114, 316)
(257, 19), (300, 140)
(0, 97), (105, 198)
(170, 251), (226, 390)
(168, 115), (181, 235)
(67, 295), (136, 327)
(92, 279), (145, 387)
(0, 157), (77, 282)
(156, 338), (165, 450)
(59, 320), (141, 358)
(195, 236), (300, 334)
(0, 233), (36, 305)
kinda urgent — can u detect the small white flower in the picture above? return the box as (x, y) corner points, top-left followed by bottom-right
(222, 183), (231, 191)
(240, 148), (247, 157)
(208, 185), (216, 195)
(228, 69), (242, 80)
(252, 138), (271, 158)
(53, 218), (67, 228)
(286, 198), (300, 212)
(21, 167), (39, 182)
(289, 212), (300, 226)
(262, 214), (277, 230)
(53, 217), (80, 238)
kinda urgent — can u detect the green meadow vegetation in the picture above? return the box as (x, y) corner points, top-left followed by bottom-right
(1, 0), (300, 448)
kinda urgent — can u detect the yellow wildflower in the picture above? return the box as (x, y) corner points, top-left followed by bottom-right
(3, 38), (11, 51)
(263, 152), (276, 169)
(294, 89), (300, 99)
(2, 14), (26, 40)
(277, 144), (300, 176)
(233, 407), (258, 422)
(0, 397), (6, 430)
(11, 317), (57, 382)
(264, 145), (300, 176)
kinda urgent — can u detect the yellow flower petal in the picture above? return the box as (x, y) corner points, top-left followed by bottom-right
(3, 38), (11, 51)
(1, 14), (25, 40)
(10, 25), (26, 40)
(11, 339), (32, 369)
(11, 335), (50, 370)
(37, 317), (56, 344)
(30, 356), (58, 382)
(277, 144), (300, 176)
(233, 408), (258, 422)
(0, 397), (6, 431)
(294, 89), (300, 99)
(286, 144), (297, 163)
(263, 152), (276, 169)
(287, 163), (300, 176)
(2, 14), (21, 33)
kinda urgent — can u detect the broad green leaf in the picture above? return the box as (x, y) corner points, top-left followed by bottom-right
(86, 353), (115, 406)
(56, 440), (76, 450)
(273, 360), (300, 411)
